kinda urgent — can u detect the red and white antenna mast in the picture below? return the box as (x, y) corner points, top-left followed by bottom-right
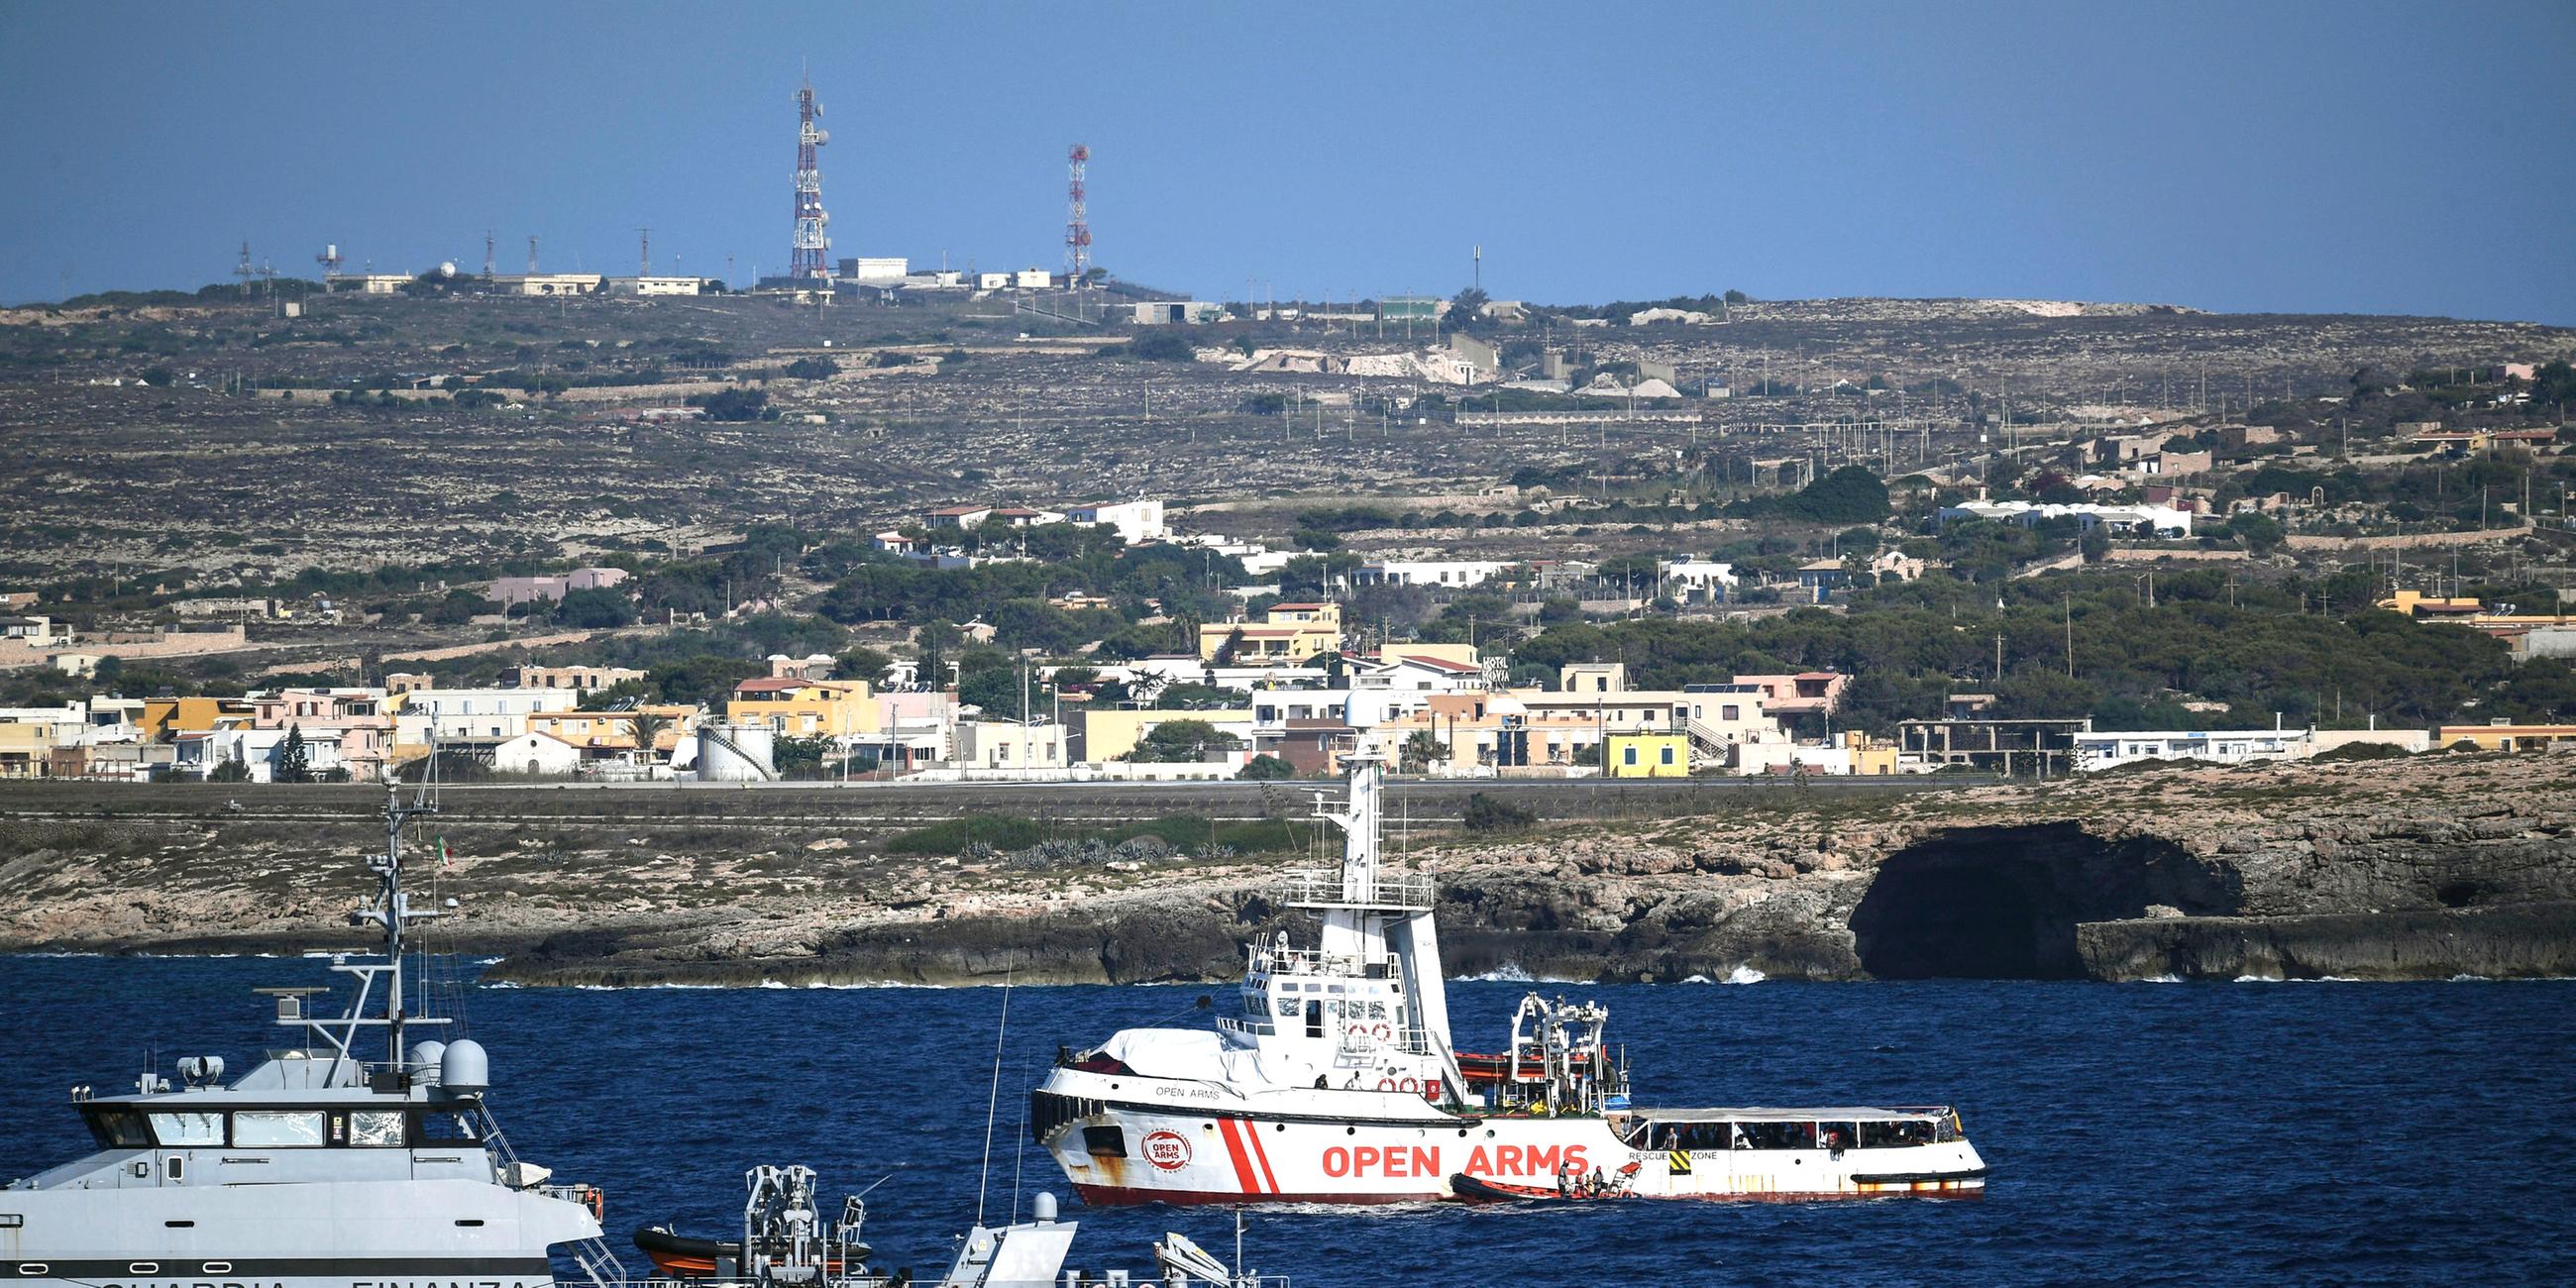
(1064, 143), (1092, 286)
(791, 75), (832, 282)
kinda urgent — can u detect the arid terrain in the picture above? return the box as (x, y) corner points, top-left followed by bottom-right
(3, 752), (2568, 985)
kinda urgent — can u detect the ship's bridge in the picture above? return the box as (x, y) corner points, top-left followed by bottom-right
(1279, 867), (1432, 912)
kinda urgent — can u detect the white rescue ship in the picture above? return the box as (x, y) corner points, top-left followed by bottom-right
(1031, 757), (1987, 1206)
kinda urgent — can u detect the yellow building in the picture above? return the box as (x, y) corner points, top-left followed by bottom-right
(1840, 730), (1902, 776)
(1199, 601), (1343, 663)
(527, 705), (700, 756)
(1605, 730), (1688, 778)
(1076, 708), (1256, 763)
(0, 720), (61, 779)
(2437, 723), (2576, 753)
(725, 679), (879, 737)
(141, 696), (257, 741)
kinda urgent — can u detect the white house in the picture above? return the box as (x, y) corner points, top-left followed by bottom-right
(955, 719), (1068, 773)
(2072, 727), (2315, 773)
(1939, 500), (2194, 538)
(489, 730), (583, 777)
(1353, 560), (1511, 589)
(1066, 499), (1168, 546)
(1662, 560), (1738, 603)
(395, 688), (579, 743)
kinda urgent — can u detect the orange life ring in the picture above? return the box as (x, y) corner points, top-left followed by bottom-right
(1396, 1076), (1419, 1093)
(1375, 1077), (1397, 1092)
(1370, 1021), (1392, 1040)
(585, 1188), (604, 1222)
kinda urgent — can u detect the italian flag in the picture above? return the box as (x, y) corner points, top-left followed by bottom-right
(435, 835), (451, 867)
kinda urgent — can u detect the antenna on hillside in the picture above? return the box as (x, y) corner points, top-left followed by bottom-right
(526, 235), (538, 274)
(637, 227), (651, 275)
(483, 230), (495, 278)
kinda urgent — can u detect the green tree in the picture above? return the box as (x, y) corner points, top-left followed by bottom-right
(1461, 792), (1536, 832)
(554, 587), (636, 628)
(1237, 754), (1296, 780)
(274, 725), (311, 784)
(698, 387), (770, 422)
(629, 711), (670, 763)
(1399, 728), (1446, 773)
(1128, 719), (1242, 762)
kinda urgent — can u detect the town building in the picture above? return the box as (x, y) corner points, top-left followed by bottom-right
(725, 678), (880, 739)
(1661, 561), (1737, 604)
(1352, 560), (1510, 590)
(488, 568), (631, 606)
(2071, 726), (2317, 772)
(1939, 500), (2194, 538)
(1065, 499), (1167, 545)
(1130, 301), (1226, 325)
(1198, 602), (1343, 664)
(603, 276), (710, 296)
(489, 273), (602, 296)
(1604, 730), (1688, 778)
(509, 664), (647, 694)
(955, 719), (1069, 773)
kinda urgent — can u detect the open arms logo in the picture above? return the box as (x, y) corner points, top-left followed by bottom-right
(1141, 1129), (1193, 1171)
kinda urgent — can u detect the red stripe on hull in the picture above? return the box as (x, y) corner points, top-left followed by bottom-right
(1074, 1182), (1447, 1207)
(1239, 1116), (1283, 1193)
(1213, 1117), (1262, 1194)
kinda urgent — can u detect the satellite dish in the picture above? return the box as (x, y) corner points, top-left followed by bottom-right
(813, 129), (829, 145)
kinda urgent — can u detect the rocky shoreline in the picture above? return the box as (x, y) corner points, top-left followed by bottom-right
(5, 753), (2574, 985)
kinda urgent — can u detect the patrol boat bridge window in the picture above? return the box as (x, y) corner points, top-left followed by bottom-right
(233, 1111), (326, 1147)
(81, 1108), (152, 1149)
(148, 1112), (224, 1147)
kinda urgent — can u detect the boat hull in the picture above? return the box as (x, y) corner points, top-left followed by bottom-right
(1035, 1075), (1986, 1206)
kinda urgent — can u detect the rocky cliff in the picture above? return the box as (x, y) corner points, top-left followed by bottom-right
(4, 752), (2572, 984)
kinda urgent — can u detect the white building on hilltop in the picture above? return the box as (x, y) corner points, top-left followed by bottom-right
(1352, 560), (1511, 589)
(1939, 500), (2193, 538)
(1068, 499), (1168, 545)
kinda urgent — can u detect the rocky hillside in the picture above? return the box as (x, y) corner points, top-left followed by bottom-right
(3, 753), (2571, 984)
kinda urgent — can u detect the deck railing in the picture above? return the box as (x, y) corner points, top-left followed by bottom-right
(1278, 867), (1432, 911)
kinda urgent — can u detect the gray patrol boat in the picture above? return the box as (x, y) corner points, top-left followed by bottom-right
(1, 784), (623, 1288)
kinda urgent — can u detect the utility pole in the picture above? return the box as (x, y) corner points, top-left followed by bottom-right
(2065, 594), (2075, 678)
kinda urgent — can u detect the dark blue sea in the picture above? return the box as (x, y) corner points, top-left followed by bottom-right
(3, 957), (2570, 1286)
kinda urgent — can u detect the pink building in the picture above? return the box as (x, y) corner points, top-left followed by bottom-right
(1729, 672), (1849, 718)
(250, 688), (395, 781)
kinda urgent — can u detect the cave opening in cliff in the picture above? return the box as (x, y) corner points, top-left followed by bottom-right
(1850, 823), (2239, 979)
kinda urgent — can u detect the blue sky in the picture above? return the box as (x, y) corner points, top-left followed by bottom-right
(3, 0), (2571, 322)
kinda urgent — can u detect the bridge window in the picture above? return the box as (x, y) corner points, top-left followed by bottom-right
(85, 1108), (150, 1149)
(349, 1111), (405, 1146)
(233, 1111), (325, 1147)
(148, 1112), (223, 1147)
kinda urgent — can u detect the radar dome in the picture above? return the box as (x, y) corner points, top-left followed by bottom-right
(1032, 1192), (1058, 1223)
(408, 1039), (447, 1078)
(437, 261), (457, 278)
(439, 1038), (489, 1096)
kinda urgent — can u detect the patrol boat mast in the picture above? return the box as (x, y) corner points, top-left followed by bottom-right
(2, 777), (624, 1288)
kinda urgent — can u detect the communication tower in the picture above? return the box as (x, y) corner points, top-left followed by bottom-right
(235, 240), (256, 295)
(483, 230), (495, 278)
(526, 236), (538, 274)
(1064, 144), (1092, 286)
(790, 76), (831, 282)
